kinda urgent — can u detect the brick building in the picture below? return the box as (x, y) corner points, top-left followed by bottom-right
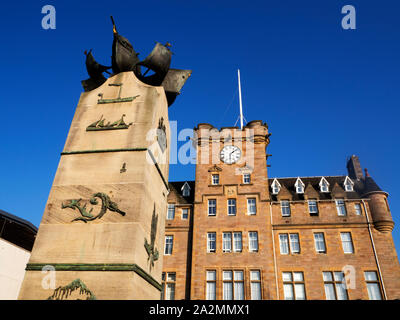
(162, 120), (400, 300)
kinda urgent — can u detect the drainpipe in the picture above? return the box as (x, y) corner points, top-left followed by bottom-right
(362, 199), (387, 300)
(269, 201), (279, 299)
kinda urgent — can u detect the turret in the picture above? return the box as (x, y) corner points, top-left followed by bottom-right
(362, 168), (394, 233)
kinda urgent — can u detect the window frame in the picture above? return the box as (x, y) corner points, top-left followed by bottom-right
(308, 199), (319, 216)
(233, 232), (243, 252)
(222, 232), (232, 253)
(323, 271), (348, 300)
(250, 270), (262, 300)
(227, 198), (237, 216)
(340, 232), (354, 254)
(248, 231), (259, 252)
(208, 199), (217, 216)
(167, 204), (175, 220)
(164, 235), (174, 255)
(336, 199), (347, 216)
(181, 208), (189, 220)
(206, 270), (217, 300)
(161, 272), (176, 300)
(364, 271), (383, 300)
(282, 271), (306, 300)
(211, 174), (220, 185)
(281, 200), (291, 217)
(207, 232), (216, 253)
(243, 173), (251, 184)
(313, 232), (326, 253)
(247, 198), (257, 215)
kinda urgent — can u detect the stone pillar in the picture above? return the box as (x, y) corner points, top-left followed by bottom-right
(18, 71), (169, 299)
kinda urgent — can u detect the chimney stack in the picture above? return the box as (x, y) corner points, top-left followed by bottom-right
(347, 155), (364, 180)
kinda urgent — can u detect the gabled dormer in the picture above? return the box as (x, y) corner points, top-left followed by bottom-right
(271, 179), (281, 195)
(319, 177), (330, 193)
(181, 181), (191, 197)
(343, 176), (354, 192)
(294, 177), (305, 194)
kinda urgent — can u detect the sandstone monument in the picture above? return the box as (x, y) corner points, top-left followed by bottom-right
(18, 17), (191, 300)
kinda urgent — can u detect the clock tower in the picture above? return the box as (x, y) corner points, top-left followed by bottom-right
(190, 120), (276, 299)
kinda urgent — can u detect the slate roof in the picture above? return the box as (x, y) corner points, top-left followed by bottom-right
(169, 181), (195, 204)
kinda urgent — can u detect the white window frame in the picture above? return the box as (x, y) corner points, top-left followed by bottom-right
(308, 199), (319, 215)
(354, 203), (362, 215)
(233, 232), (242, 252)
(336, 199), (347, 216)
(314, 232), (326, 253)
(167, 204), (175, 220)
(181, 208), (188, 220)
(294, 178), (305, 194)
(208, 199), (217, 216)
(250, 270), (262, 300)
(181, 182), (191, 197)
(340, 232), (354, 254)
(271, 179), (281, 195)
(164, 235), (173, 255)
(282, 272), (306, 300)
(279, 234), (289, 255)
(343, 176), (354, 192)
(207, 232), (216, 253)
(222, 232), (232, 253)
(243, 173), (251, 184)
(364, 271), (383, 300)
(281, 200), (291, 217)
(211, 174), (220, 185)
(319, 177), (330, 193)
(227, 199), (237, 216)
(248, 231), (259, 252)
(206, 271), (217, 300)
(247, 198), (257, 215)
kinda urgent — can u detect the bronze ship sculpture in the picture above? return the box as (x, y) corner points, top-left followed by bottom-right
(81, 16), (191, 106)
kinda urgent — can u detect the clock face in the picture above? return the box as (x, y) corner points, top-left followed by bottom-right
(220, 145), (241, 164)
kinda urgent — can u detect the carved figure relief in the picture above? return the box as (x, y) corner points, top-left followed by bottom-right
(61, 192), (126, 223)
(144, 204), (159, 269)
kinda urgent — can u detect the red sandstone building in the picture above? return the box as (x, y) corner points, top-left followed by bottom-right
(162, 120), (400, 300)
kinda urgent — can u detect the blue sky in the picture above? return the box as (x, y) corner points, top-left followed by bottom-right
(1, 1), (400, 250)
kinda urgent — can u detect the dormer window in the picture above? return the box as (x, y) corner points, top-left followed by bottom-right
(271, 179), (281, 195)
(181, 182), (191, 197)
(343, 176), (354, 192)
(319, 177), (330, 193)
(294, 178), (305, 194)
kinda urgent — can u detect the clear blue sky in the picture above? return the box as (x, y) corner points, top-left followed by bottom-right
(1, 1), (400, 250)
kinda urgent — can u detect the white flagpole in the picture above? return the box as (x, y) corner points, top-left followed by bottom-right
(238, 69), (244, 129)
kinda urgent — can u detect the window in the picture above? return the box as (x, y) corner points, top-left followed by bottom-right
(364, 271), (382, 300)
(243, 173), (251, 184)
(164, 235), (173, 255)
(182, 182), (191, 197)
(167, 204), (175, 220)
(319, 177), (329, 193)
(222, 232), (232, 252)
(323, 272), (348, 300)
(295, 178), (305, 194)
(247, 198), (257, 215)
(182, 208), (188, 220)
(282, 272), (306, 300)
(279, 234), (289, 255)
(271, 179), (281, 194)
(289, 234), (300, 253)
(354, 203), (362, 215)
(336, 199), (347, 216)
(222, 271), (233, 300)
(250, 270), (262, 300)
(208, 199), (216, 216)
(308, 199), (319, 216)
(223, 270), (244, 300)
(248, 232), (259, 252)
(281, 200), (291, 217)
(207, 232), (216, 253)
(206, 271), (217, 300)
(340, 232), (354, 254)
(344, 176), (354, 192)
(233, 232), (242, 252)
(212, 174), (219, 185)
(314, 233), (326, 253)
(279, 233), (300, 254)
(228, 199), (236, 216)
(161, 272), (176, 300)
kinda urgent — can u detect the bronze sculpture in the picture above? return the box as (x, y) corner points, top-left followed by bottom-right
(81, 16), (191, 106)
